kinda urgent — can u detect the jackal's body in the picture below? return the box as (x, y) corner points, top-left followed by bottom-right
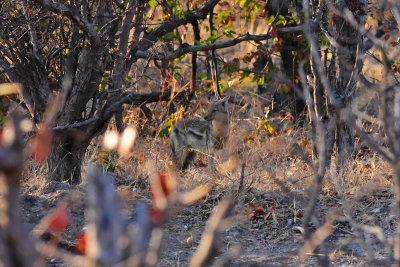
(170, 96), (230, 170)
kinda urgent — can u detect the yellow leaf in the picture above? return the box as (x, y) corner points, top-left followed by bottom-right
(329, 250), (337, 260)
(267, 123), (274, 135)
(272, 211), (278, 224)
(267, 15), (275, 25)
(0, 83), (22, 96)
(279, 84), (290, 94)
(300, 140), (307, 148)
(259, 120), (266, 130)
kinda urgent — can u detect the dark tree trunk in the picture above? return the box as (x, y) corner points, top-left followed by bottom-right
(253, 45), (269, 95)
(331, 0), (367, 165)
(336, 123), (354, 165)
(265, 0), (306, 116)
(307, 0), (366, 167)
(49, 135), (89, 184)
(0, 0), (229, 184)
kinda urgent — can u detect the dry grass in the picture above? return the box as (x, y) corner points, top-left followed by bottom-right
(17, 89), (395, 266)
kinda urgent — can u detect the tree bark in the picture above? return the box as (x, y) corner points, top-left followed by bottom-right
(331, 0), (367, 165)
(265, 0), (306, 116)
(13, 56), (50, 122)
(48, 134), (89, 184)
(0, 0), (238, 184)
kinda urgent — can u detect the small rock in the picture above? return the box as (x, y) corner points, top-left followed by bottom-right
(226, 228), (241, 238)
(371, 208), (381, 213)
(292, 226), (304, 234)
(186, 234), (194, 246)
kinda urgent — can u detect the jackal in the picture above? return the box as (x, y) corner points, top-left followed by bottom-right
(170, 96), (230, 170)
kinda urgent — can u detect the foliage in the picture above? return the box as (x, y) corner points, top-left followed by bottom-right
(158, 106), (184, 137)
(2, 0), (400, 265)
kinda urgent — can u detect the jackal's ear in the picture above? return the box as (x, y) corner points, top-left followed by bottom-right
(221, 96), (230, 105)
(210, 96), (217, 102)
(222, 96), (230, 102)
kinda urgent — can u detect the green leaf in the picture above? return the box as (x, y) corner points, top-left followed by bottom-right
(276, 14), (286, 25)
(165, 31), (175, 41)
(253, 4), (259, 13)
(267, 15), (275, 25)
(99, 83), (106, 93)
(220, 83), (226, 93)
(206, 35), (218, 44)
(148, 0), (158, 8)
(170, 65), (181, 70)
(223, 28), (236, 38)
(174, 72), (183, 80)
(176, 10), (187, 20)
(174, 55), (186, 62)
(158, 127), (170, 137)
(252, 74), (259, 83)
(216, 10), (233, 25)
(198, 73), (207, 80)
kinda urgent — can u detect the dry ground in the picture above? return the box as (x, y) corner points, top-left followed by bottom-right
(18, 97), (396, 266)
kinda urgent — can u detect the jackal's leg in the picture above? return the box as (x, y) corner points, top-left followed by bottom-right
(173, 147), (185, 170)
(183, 151), (196, 170)
(170, 137), (183, 169)
(171, 140), (192, 170)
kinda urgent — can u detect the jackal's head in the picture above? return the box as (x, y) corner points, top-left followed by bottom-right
(204, 96), (230, 122)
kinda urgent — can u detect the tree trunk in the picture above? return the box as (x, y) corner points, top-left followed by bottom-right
(253, 45), (269, 95)
(310, 26), (332, 161)
(336, 123), (354, 166)
(0, 0), (223, 185)
(331, 0), (367, 165)
(265, 0), (306, 116)
(307, 0), (366, 168)
(48, 135), (89, 184)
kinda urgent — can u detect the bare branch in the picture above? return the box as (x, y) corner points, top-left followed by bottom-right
(111, 0), (136, 131)
(302, 0), (396, 163)
(32, 0), (101, 46)
(86, 165), (123, 264)
(136, 0), (221, 52)
(136, 33), (272, 60)
(189, 200), (233, 267)
(0, 111), (43, 266)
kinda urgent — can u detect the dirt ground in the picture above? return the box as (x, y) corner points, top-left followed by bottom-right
(19, 125), (396, 266)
